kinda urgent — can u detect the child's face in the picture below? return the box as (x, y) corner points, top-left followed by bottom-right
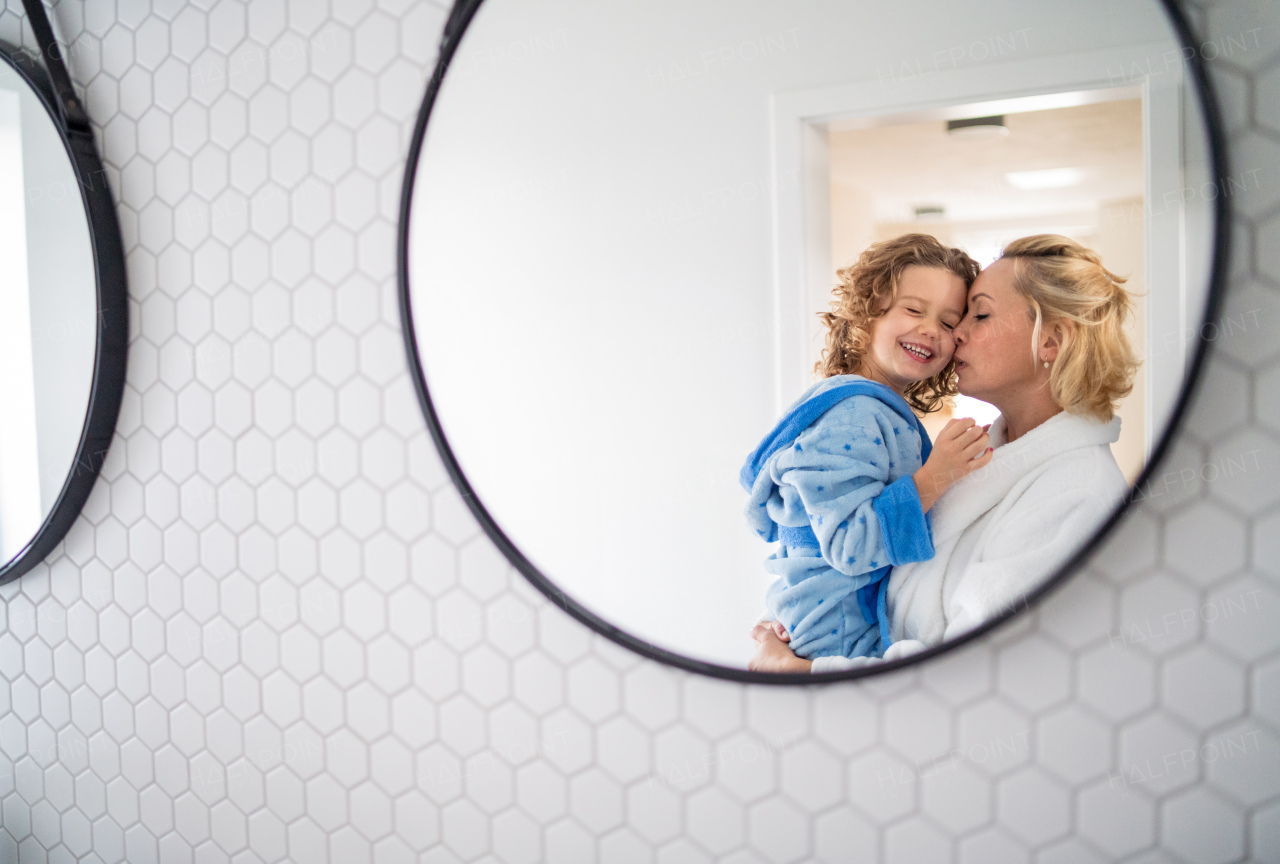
(863, 265), (967, 392)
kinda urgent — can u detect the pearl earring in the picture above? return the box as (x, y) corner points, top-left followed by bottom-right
(1043, 361), (1050, 368)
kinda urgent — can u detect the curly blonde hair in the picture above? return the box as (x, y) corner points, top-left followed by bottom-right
(1000, 235), (1140, 422)
(817, 233), (980, 413)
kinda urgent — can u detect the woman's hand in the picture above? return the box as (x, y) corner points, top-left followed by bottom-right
(913, 418), (992, 512)
(748, 622), (812, 673)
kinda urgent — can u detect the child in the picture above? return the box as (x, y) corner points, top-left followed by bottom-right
(740, 234), (992, 661)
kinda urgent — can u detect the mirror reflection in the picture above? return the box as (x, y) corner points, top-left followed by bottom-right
(407, 0), (1216, 670)
(0, 61), (96, 564)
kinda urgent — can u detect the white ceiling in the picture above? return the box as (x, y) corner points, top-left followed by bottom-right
(828, 99), (1144, 224)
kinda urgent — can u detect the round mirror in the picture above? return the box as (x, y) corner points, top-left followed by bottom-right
(400, 0), (1226, 676)
(0, 38), (127, 584)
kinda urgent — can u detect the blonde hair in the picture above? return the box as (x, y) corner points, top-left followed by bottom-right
(817, 234), (980, 413)
(1000, 235), (1140, 421)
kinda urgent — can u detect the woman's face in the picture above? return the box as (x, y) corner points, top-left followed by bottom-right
(952, 258), (1040, 404)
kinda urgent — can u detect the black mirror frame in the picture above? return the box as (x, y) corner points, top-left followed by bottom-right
(397, 0), (1232, 684)
(0, 2), (128, 587)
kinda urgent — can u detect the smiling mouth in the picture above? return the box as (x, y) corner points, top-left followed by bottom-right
(900, 341), (934, 363)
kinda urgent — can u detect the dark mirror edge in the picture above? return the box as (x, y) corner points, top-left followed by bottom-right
(396, 0), (1232, 684)
(0, 34), (128, 588)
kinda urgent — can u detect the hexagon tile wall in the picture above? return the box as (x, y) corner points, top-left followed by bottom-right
(0, 0), (1278, 862)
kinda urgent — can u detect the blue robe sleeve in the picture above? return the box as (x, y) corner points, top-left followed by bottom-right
(873, 475), (934, 565)
(768, 398), (933, 573)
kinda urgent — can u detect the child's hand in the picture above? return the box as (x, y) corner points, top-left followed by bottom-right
(912, 418), (992, 512)
(750, 619), (792, 643)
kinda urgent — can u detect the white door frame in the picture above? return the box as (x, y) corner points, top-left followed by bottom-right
(770, 41), (1191, 456)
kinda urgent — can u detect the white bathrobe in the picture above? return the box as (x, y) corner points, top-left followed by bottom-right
(810, 410), (1126, 673)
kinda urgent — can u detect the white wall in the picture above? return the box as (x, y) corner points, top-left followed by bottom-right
(18, 62), (97, 516)
(410, 0), (1184, 665)
(0, 86), (40, 561)
(1, 2), (1277, 862)
(0, 62), (97, 558)
(1096, 196), (1148, 481)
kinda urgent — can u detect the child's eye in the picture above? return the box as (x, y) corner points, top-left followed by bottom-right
(974, 314), (989, 321)
(942, 322), (956, 331)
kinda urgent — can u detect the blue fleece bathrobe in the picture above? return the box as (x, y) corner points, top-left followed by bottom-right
(741, 375), (935, 660)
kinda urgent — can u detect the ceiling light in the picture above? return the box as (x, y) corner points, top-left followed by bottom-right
(913, 205), (946, 221)
(946, 115), (1008, 137)
(1004, 168), (1085, 190)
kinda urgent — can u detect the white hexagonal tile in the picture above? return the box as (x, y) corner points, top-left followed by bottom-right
(919, 760), (989, 834)
(778, 742), (841, 811)
(996, 767), (1070, 845)
(1208, 429), (1280, 514)
(622, 664), (679, 733)
(514, 760), (565, 825)
(654, 728), (715, 795)
(680, 675), (742, 740)
(684, 787), (744, 857)
(883, 690), (951, 763)
(1165, 500), (1247, 586)
(440, 799), (488, 859)
(1204, 576), (1280, 661)
(465, 753), (513, 816)
(1034, 576), (1112, 652)
(747, 797), (809, 864)
(1251, 798), (1280, 864)
(884, 815), (949, 864)
(1129, 438), (1208, 516)
(1183, 359), (1251, 440)
(812, 806), (877, 863)
(1076, 778), (1156, 859)
(812, 684), (878, 756)
(1116, 573), (1201, 655)
(955, 697), (1031, 777)
(1088, 508), (1157, 582)
(1077, 645), (1156, 721)
(461, 645), (510, 708)
(599, 826), (650, 864)
(1162, 787), (1245, 864)
(596, 717), (650, 785)
(1037, 705), (1112, 786)
(745, 688), (809, 749)
(0, 5), (1274, 863)
(1229, 122), (1280, 210)
(1035, 838), (1107, 864)
(844, 750), (916, 822)
(996, 638), (1071, 713)
(1255, 653), (1280, 732)
(566, 657), (620, 724)
(539, 709), (592, 776)
(1162, 645), (1246, 727)
(1115, 713), (1199, 795)
(628, 779), (681, 846)
(1205, 723), (1280, 807)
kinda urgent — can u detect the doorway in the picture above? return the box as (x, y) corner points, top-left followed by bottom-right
(825, 97), (1147, 479)
(771, 46), (1214, 482)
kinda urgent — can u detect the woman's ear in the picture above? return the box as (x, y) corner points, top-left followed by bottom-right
(1039, 320), (1071, 365)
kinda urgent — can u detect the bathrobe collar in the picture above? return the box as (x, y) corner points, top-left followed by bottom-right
(739, 375), (927, 489)
(928, 410), (1121, 545)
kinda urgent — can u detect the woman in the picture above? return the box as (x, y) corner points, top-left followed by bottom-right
(748, 235), (1139, 673)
